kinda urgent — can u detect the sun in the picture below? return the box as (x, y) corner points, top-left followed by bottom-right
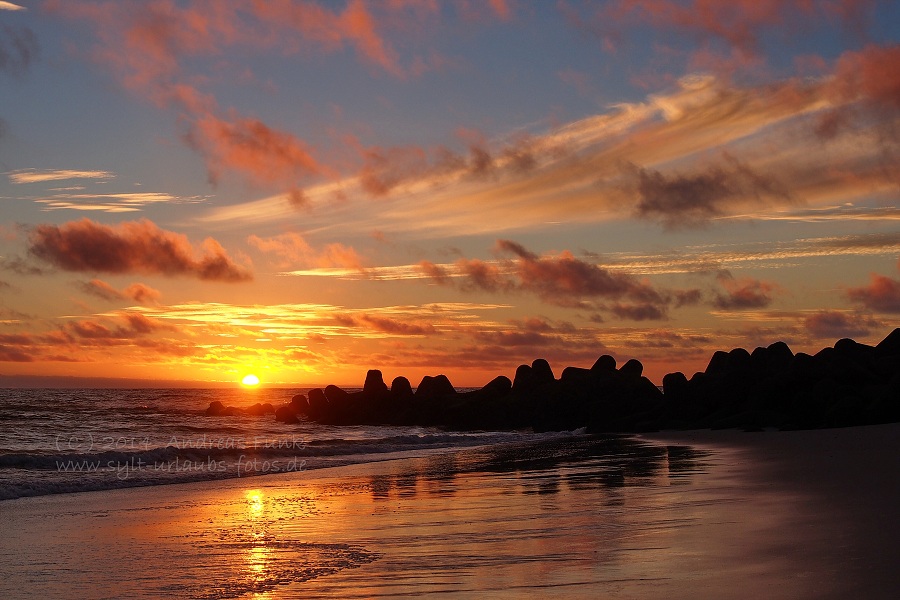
(241, 374), (260, 387)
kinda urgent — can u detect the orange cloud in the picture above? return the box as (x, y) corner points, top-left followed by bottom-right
(66, 312), (175, 340)
(247, 232), (313, 267)
(124, 282), (162, 305)
(79, 278), (162, 305)
(29, 218), (251, 282)
(248, 232), (364, 270)
(335, 313), (437, 336)
(79, 278), (122, 302)
(8, 169), (114, 184)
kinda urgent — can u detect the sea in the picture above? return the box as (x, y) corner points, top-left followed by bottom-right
(0, 387), (571, 501)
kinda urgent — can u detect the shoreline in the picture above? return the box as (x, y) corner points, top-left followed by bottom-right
(2, 424), (898, 598)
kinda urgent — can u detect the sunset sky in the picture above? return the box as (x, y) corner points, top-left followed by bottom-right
(1, 0), (899, 387)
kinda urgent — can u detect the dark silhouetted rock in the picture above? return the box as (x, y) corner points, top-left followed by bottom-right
(289, 394), (308, 415)
(391, 376), (413, 399)
(531, 359), (555, 384)
(620, 359), (643, 378)
(442, 376), (515, 429)
(364, 369), (389, 397)
(236, 329), (900, 432)
(307, 388), (328, 419)
(561, 366), (593, 386)
(205, 401), (226, 416)
(415, 374), (456, 402)
(512, 364), (533, 392)
(728, 347), (752, 369)
(705, 350), (731, 377)
(324, 384), (350, 405)
(875, 328), (900, 356)
(482, 375), (512, 398)
(245, 402), (274, 416)
(767, 341), (794, 369)
(662, 372), (688, 400)
(275, 405), (299, 424)
(592, 355), (616, 372)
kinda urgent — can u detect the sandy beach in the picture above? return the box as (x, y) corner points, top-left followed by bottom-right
(1, 424), (898, 599)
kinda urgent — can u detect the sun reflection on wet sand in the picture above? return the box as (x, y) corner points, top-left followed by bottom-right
(244, 489), (270, 582)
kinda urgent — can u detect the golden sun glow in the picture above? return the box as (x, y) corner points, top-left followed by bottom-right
(241, 374), (260, 387)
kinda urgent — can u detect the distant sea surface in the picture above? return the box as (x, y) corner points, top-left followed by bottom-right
(0, 388), (564, 501)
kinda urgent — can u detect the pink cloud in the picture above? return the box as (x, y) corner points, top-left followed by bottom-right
(846, 271), (900, 313)
(569, 0), (879, 79)
(46, 1), (406, 193)
(358, 145), (430, 196)
(30, 218), (251, 282)
(420, 240), (699, 321)
(713, 271), (779, 309)
(804, 310), (882, 339)
(186, 112), (321, 186)
(831, 43), (900, 108)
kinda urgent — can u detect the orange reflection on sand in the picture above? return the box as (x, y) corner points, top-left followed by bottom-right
(244, 489), (270, 581)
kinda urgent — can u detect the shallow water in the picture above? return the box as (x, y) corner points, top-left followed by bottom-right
(0, 387), (532, 500)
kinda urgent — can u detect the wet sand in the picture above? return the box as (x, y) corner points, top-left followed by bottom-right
(1, 425), (898, 599)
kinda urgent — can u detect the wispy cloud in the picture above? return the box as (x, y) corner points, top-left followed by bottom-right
(0, 22), (37, 79)
(627, 156), (792, 229)
(565, 0), (878, 78)
(247, 232), (364, 271)
(33, 192), (208, 213)
(79, 279), (162, 306)
(280, 232), (900, 282)
(132, 301), (510, 341)
(198, 61), (899, 236)
(804, 310), (883, 339)
(0, 2), (26, 11)
(47, 0), (515, 196)
(722, 204), (900, 223)
(8, 169), (115, 184)
(416, 239), (702, 321)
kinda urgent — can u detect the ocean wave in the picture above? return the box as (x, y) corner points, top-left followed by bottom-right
(0, 431), (523, 471)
